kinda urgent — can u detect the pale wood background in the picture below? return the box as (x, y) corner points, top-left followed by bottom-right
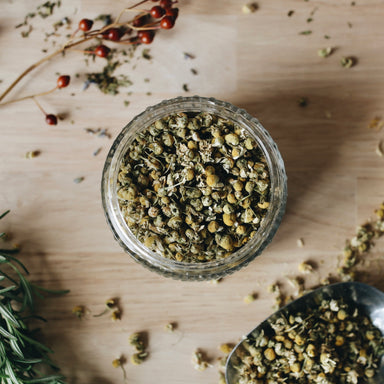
(1, 1), (384, 383)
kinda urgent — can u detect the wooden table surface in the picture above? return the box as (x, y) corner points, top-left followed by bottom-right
(1, 0), (384, 383)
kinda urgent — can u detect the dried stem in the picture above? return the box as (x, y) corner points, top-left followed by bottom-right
(32, 97), (47, 115)
(0, 1), (150, 104)
(0, 87), (58, 106)
(0, 0), (172, 106)
(0, 35), (94, 104)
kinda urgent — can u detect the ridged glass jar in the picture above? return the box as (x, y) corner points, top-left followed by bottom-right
(101, 96), (287, 281)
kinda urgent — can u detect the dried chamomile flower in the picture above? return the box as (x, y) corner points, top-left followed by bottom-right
(130, 352), (148, 365)
(111, 308), (121, 321)
(164, 322), (177, 332)
(298, 260), (313, 274)
(368, 117), (383, 131)
(112, 355), (125, 368)
(268, 282), (280, 294)
(112, 356), (127, 382)
(117, 111), (271, 263)
(94, 297), (121, 320)
(287, 276), (305, 296)
(106, 298), (118, 308)
(25, 150), (41, 159)
(341, 56), (356, 68)
(234, 298), (384, 383)
(192, 349), (210, 371)
(72, 305), (86, 319)
(296, 238), (304, 248)
(336, 204), (384, 281)
(243, 292), (258, 304)
(242, 2), (258, 14)
(318, 47), (333, 58)
(129, 332), (146, 352)
(219, 343), (234, 355)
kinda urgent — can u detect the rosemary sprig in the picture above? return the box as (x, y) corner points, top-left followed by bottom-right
(0, 210), (68, 384)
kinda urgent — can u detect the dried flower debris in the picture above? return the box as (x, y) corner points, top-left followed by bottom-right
(73, 176), (84, 184)
(112, 355), (127, 382)
(93, 297), (122, 321)
(25, 150), (41, 159)
(72, 305), (87, 319)
(117, 112), (271, 263)
(368, 117), (384, 131)
(318, 47), (333, 58)
(296, 238), (305, 248)
(232, 297), (384, 384)
(341, 56), (356, 68)
(243, 292), (258, 304)
(268, 203), (384, 311)
(217, 343), (235, 382)
(191, 349), (211, 371)
(337, 203), (384, 282)
(164, 322), (177, 332)
(298, 261), (314, 274)
(129, 332), (148, 365)
(242, 3), (258, 14)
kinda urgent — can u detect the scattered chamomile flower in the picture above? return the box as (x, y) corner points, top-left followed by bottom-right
(341, 56), (356, 68)
(368, 117), (383, 131)
(129, 332), (146, 352)
(318, 47), (333, 58)
(164, 322), (177, 332)
(242, 2), (258, 14)
(297, 238), (305, 248)
(112, 356), (127, 382)
(298, 261), (314, 274)
(25, 150), (41, 159)
(130, 352), (148, 365)
(112, 356), (125, 368)
(219, 343), (234, 355)
(191, 349), (210, 371)
(243, 292), (258, 304)
(72, 305), (86, 319)
(111, 308), (121, 321)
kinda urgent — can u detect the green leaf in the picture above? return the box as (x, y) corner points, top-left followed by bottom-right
(0, 210), (10, 220)
(0, 305), (20, 328)
(5, 359), (23, 384)
(10, 338), (24, 359)
(18, 274), (34, 312)
(15, 331), (53, 354)
(32, 285), (70, 296)
(3, 253), (29, 275)
(0, 285), (17, 295)
(0, 326), (18, 340)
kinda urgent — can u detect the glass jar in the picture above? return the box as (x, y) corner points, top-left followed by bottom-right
(101, 96), (287, 281)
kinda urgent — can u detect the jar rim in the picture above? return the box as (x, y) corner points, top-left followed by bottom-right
(101, 96), (287, 280)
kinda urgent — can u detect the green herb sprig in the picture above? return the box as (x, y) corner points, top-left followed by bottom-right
(0, 210), (68, 384)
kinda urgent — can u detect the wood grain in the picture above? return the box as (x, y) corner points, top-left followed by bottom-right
(0, 1), (384, 383)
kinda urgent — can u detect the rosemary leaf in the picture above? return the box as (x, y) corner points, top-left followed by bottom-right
(0, 211), (67, 384)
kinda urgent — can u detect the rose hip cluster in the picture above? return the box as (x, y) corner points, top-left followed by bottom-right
(0, 0), (179, 126)
(35, 75), (69, 125)
(79, 0), (179, 59)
